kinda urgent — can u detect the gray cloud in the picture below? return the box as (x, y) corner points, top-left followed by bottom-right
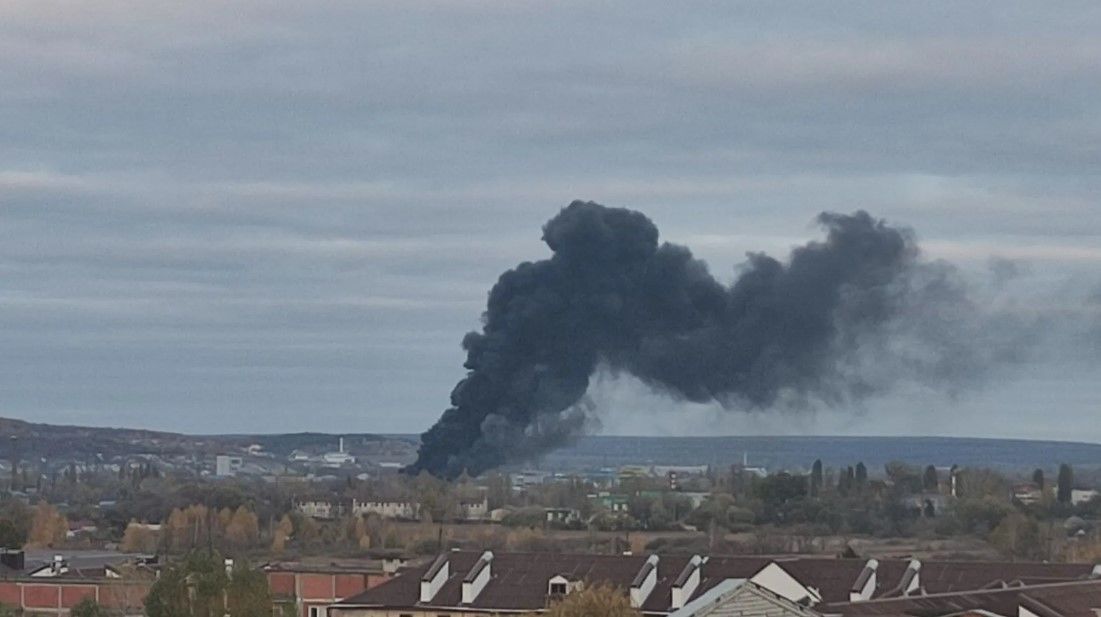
(0, 1), (1099, 437)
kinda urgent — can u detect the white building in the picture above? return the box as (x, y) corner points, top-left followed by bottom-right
(294, 499), (342, 520)
(352, 498), (420, 520)
(458, 497), (489, 521)
(322, 437), (356, 466)
(215, 455), (243, 477)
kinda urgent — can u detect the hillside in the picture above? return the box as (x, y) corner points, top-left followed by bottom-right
(0, 417), (414, 461)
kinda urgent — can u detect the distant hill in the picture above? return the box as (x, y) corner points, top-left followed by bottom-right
(538, 435), (1101, 473)
(3, 417), (1097, 474)
(0, 417), (411, 461)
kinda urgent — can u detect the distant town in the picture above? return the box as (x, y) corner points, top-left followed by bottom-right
(5, 418), (1101, 617)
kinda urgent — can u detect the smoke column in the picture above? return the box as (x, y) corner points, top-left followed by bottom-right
(409, 201), (981, 478)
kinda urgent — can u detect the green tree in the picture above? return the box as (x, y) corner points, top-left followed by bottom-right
(227, 561), (273, 617)
(755, 473), (807, 506)
(0, 518), (25, 549)
(71, 597), (109, 617)
(1057, 464), (1073, 504)
(810, 460), (823, 497)
(854, 462), (868, 485)
(923, 465), (939, 491)
(145, 551), (229, 617)
(1032, 468), (1044, 491)
(485, 472), (511, 510)
(838, 466), (853, 496)
(144, 566), (190, 617)
(990, 512), (1047, 560)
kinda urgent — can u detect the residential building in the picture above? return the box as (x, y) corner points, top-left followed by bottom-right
(0, 550), (155, 616)
(265, 559), (398, 617)
(294, 499), (345, 520)
(1072, 489), (1100, 505)
(351, 499), (420, 520)
(328, 550), (1101, 617)
(821, 578), (1101, 617)
(544, 508), (582, 526)
(323, 438), (356, 467)
(1013, 483), (1044, 505)
(215, 455), (243, 477)
(591, 492), (630, 513)
(457, 497), (489, 521)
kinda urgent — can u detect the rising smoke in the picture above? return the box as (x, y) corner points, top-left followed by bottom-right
(408, 201), (997, 478)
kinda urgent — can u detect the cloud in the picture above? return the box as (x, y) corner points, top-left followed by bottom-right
(0, 1), (1099, 438)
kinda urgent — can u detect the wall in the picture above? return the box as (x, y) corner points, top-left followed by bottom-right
(0, 580), (150, 615)
(268, 570), (391, 617)
(332, 609), (494, 617)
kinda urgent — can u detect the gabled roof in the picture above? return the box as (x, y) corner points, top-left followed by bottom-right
(822, 579), (1101, 617)
(671, 580), (823, 617)
(332, 551), (1101, 616)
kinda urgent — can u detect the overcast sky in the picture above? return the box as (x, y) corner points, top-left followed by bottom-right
(2, 2), (1099, 439)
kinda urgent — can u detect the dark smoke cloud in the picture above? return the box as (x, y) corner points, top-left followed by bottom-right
(409, 201), (996, 478)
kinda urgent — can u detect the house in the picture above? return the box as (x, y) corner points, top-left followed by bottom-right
(1013, 483), (1044, 505)
(592, 493), (631, 513)
(457, 497), (489, 521)
(899, 493), (949, 516)
(215, 455), (243, 477)
(323, 438), (356, 467)
(351, 499), (420, 520)
(295, 498), (345, 520)
(1072, 489), (1100, 505)
(672, 575), (1101, 617)
(544, 508), (582, 526)
(0, 550), (156, 616)
(264, 559), (397, 617)
(511, 471), (551, 490)
(822, 578), (1101, 617)
(65, 521), (99, 540)
(667, 579), (820, 617)
(327, 550), (1101, 617)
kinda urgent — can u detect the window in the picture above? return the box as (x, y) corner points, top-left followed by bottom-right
(549, 582), (567, 596)
(308, 608), (323, 617)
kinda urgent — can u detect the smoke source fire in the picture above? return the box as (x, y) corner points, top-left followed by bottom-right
(408, 201), (983, 478)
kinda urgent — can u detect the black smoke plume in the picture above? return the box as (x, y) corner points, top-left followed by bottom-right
(409, 201), (985, 478)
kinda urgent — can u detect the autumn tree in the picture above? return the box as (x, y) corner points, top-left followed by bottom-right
(27, 502), (68, 548)
(120, 521), (159, 553)
(271, 515), (293, 553)
(353, 516), (371, 550)
(990, 512), (1047, 561)
(415, 470), (457, 521)
(540, 584), (640, 617)
(225, 506), (259, 547)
